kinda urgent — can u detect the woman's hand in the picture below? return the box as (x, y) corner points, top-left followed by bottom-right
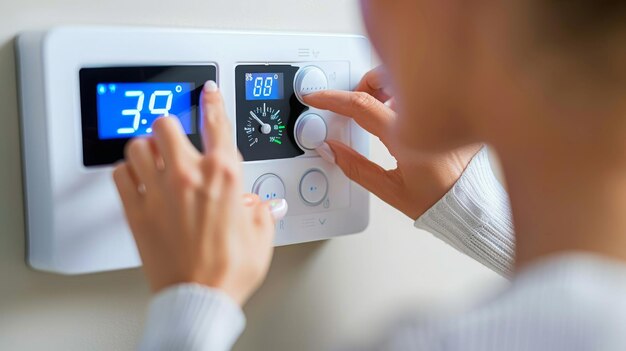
(113, 81), (287, 305)
(305, 67), (482, 220)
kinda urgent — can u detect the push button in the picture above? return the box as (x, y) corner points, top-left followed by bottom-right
(252, 174), (286, 201)
(294, 66), (329, 105)
(295, 114), (327, 150)
(299, 169), (329, 206)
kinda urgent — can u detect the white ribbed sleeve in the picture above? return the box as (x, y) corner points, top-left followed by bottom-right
(138, 284), (245, 351)
(415, 147), (515, 277)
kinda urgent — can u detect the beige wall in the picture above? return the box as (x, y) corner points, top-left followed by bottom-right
(0, 1), (504, 350)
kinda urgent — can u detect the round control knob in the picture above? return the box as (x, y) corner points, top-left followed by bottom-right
(294, 114), (328, 150)
(299, 169), (329, 206)
(252, 174), (286, 201)
(294, 66), (329, 105)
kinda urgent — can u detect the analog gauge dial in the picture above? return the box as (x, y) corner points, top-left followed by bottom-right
(244, 103), (285, 148)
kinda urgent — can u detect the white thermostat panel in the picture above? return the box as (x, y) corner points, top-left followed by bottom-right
(16, 26), (371, 274)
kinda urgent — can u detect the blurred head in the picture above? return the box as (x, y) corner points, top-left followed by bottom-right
(359, 0), (626, 156)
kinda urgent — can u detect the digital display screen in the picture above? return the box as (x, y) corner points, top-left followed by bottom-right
(96, 82), (194, 139)
(80, 65), (215, 167)
(245, 73), (284, 101)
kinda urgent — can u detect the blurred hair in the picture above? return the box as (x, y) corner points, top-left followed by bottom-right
(548, 0), (626, 32)
(530, 0), (626, 89)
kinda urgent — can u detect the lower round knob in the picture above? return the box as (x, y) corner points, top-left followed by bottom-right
(252, 174), (286, 201)
(295, 114), (328, 150)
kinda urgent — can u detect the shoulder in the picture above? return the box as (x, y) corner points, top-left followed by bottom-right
(381, 255), (626, 351)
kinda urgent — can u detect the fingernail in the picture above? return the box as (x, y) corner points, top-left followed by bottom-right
(316, 142), (335, 164)
(268, 199), (288, 221)
(203, 80), (218, 93)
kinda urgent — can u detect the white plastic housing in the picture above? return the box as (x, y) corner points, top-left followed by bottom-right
(15, 26), (371, 275)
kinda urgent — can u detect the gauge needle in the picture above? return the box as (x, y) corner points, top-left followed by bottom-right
(250, 111), (272, 135)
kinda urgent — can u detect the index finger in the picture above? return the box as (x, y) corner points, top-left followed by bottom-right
(201, 81), (235, 154)
(303, 90), (396, 143)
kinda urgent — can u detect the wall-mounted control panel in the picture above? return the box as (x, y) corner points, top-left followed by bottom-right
(16, 26), (371, 274)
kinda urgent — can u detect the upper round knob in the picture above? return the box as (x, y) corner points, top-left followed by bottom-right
(295, 114), (328, 150)
(294, 66), (329, 105)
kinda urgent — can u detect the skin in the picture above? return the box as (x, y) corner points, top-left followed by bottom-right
(115, 0), (626, 304)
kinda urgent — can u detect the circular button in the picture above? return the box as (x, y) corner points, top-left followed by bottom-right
(252, 174), (286, 201)
(294, 66), (329, 105)
(299, 169), (329, 206)
(295, 114), (327, 150)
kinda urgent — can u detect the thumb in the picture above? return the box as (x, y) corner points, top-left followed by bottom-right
(245, 194), (288, 223)
(262, 199), (288, 223)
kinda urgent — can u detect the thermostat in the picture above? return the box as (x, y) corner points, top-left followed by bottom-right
(16, 26), (371, 274)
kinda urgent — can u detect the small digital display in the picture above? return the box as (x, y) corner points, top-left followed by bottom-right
(245, 73), (284, 101)
(96, 82), (194, 139)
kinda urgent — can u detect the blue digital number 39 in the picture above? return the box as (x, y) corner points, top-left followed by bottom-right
(118, 90), (173, 135)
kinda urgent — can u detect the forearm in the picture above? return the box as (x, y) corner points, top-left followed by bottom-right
(415, 147), (515, 277)
(139, 284), (245, 351)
